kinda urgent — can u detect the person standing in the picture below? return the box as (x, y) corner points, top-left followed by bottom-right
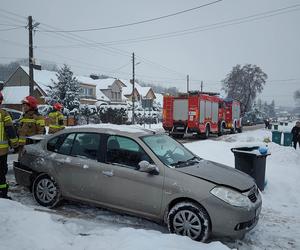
(291, 121), (300, 149)
(0, 92), (18, 199)
(18, 96), (45, 157)
(48, 103), (65, 134)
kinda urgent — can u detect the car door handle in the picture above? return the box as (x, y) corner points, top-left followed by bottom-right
(102, 170), (114, 177)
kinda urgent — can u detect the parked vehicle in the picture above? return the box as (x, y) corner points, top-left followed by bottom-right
(14, 125), (261, 242)
(163, 93), (242, 139)
(163, 95), (189, 138)
(223, 98), (243, 133)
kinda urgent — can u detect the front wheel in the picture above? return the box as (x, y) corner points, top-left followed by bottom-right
(33, 173), (62, 208)
(167, 202), (211, 242)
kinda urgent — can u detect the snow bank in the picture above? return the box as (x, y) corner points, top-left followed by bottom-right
(185, 129), (300, 249)
(0, 199), (228, 250)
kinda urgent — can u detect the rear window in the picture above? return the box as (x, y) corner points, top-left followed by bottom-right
(71, 133), (100, 160)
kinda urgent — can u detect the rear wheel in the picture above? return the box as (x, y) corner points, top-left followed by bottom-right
(167, 202), (211, 242)
(230, 123), (237, 134)
(218, 123), (225, 136)
(33, 173), (62, 208)
(203, 126), (210, 139)
(237, 126), (243, 133)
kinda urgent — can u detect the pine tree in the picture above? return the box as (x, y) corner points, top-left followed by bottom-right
(47, 64), (80, 112)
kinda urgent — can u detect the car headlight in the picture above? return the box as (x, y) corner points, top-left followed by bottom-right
(210, 186), (251, 207)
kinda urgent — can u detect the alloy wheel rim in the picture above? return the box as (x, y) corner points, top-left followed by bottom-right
(36, 178), (57, 203)
(173, 210), (202, 239)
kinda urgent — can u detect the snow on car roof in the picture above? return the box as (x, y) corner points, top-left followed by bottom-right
(67, 124), (155, 135)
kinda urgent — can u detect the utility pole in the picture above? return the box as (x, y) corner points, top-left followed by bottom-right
(201, 80), (203, 92)
(187, 74), (189, 93)
(27, 16), (40, 96)
(132, 52), (135, 124)
(28, 16), (34, 96)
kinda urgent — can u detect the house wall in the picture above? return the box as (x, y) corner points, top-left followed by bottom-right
(145, 89), (156, 100)
(100, 80), (123, 103)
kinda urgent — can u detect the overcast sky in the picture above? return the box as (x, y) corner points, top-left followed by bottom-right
(0, 0), (299, 106)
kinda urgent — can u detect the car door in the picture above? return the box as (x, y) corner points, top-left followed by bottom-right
(46, 132), (106, 201)
(97, 135), (164, 217)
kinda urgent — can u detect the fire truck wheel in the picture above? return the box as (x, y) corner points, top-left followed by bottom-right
(203, 126), (210, 139)
(237, 126), (243, 133)
(218, 124), (225, 136)
(230, 126), (237, 134)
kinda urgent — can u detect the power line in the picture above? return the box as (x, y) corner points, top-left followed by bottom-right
(0, 26), (24, 31)
(0, 9), (196, 79)
(94, 4), (300, 45)
(37, 3), (300, 48)
(39, 0), (223, 33)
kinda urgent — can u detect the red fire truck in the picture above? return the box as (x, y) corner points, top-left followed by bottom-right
(223, 98), (242, 133)
(187, 93), (220, 138)
(163, 95), (189, 138)
(163, 93), (242, 138)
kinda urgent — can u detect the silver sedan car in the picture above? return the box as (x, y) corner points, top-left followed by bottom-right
(14, 125), (262, 242)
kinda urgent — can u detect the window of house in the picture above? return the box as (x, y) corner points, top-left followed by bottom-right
(71, 133), (100, 160)
(106, 135), (152, 168)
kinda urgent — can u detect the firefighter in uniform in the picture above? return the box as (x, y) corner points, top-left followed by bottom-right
(18, 96), (45, 158)
(48, 103), (65, 134)
(0, 92), (18, 199)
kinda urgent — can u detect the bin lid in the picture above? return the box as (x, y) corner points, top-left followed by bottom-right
(231, 146), (271, 157)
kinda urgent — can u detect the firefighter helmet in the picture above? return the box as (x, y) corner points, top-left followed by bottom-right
(22, 96), (38, 109)
(53, 103), (63, 111)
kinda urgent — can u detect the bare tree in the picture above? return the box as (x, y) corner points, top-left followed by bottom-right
(222, 64), (268, 114)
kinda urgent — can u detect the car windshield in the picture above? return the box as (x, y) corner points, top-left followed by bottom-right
(141, 134), (200, 168)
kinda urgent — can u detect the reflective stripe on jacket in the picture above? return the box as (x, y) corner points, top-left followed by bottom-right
(18, 110), (45, 145)
(48, 111), (65, 134)
(0, 109), (18, 155)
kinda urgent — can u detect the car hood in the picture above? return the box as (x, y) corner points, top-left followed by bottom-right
(175, 160), (254, 192)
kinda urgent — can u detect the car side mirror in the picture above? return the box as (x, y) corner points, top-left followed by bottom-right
(138, 161), (159, 175)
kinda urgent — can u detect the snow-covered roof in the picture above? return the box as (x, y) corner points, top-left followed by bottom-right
(95, 78), (117, 89)
(2, 86), (29, 104)
(137, 85), (151, 97)
(21, 66), (57, 93)
(21, 66), (109, 102)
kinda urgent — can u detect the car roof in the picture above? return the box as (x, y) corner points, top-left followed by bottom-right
(2, 107), (22, 114)
(64, 124), (157, 138)
(2, 108), (23, 115)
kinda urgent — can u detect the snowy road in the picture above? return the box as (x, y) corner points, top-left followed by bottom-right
(2, 127), (300, 250)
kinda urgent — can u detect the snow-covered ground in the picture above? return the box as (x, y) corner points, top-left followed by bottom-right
(1, 127), (300, 249)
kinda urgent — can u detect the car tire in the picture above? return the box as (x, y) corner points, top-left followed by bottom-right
(33, 173), (62, 208)
(167, 202), (211, 242)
